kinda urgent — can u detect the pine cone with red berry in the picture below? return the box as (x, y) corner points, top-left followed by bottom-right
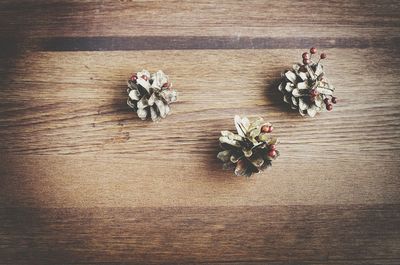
(217, 115), (279, 177)
(278, 47), (337, 117)
(127, 70), (178, 121)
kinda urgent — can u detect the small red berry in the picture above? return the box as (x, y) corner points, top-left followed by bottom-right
(141, 75), (148, 81)
(261, 125), (273, 133)
(310, 47), (317, 54)
(310, 89), (318, 97)
(302, 52), (310, 60)
(303, 59), (311, 65)
(269, 144), (276, 151)
(324, 98), (330, 104)
(331, 97), (337, 104)
(326, 104), (333, 111)
(130, 75), (137, 81)
(268, 149), (277, 158)
(320, 53), (327, 59)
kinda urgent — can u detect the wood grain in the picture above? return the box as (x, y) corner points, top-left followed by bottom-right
(0, 205), (399, 265)
(0, 0), (399, 39)
(1, 154), (399, 209)
(0, 0), (399, 264)
(1, 49), (399, 157)
(4, 36), (399, 52)
(1, 49), (400, 209)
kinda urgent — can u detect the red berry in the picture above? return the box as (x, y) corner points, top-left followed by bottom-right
(130, 75), (137, 81)
(324, 98), (330, 104)
(320, 53), (327, 59)
(269, 144), (276, 150)
(261, 125), (273, 133)
(331, 97), (337, 104)
(303, 59), (311, 65)
(268, 149), (277, 158)
(326, 104), (333, 111)
(310, 89), (318, 97)
(141, 75), (148, 81)
(310, 47), (317, 54)
(302, 52), (310, 60)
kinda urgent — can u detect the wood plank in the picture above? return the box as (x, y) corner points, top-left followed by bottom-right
(1, 154), (399, 208)
(0, 0), (399, 39)
(1, 49), (399, 157)
(0, 205), (399, 264)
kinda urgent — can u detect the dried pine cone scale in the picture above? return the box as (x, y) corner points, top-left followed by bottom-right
(127, 70), (178, 121)
(217, 115), (279, 177)
(278, 47), (337, 117)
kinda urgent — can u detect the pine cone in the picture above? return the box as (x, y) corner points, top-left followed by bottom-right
(217, 115), (279, 177)
(127, 70), (178, 121)
(278, 47), (337, 117)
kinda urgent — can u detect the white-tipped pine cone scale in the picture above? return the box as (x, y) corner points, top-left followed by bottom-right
(278, 47), (338, 117)
(217, 115), (279, 177)
(127, 70), (178, 121)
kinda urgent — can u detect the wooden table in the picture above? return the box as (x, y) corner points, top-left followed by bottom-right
(1, 1), (399, 264)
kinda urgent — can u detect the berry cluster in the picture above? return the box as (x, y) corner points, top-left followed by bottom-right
(278, 46), (337, 117)
(261, 124), (276, 158)
(130, 74), (170, 89)
(302, 47), (338, 112)
(302, 47), (326, 65)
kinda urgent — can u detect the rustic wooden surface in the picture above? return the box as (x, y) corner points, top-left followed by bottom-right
(0, 1), (399, 264)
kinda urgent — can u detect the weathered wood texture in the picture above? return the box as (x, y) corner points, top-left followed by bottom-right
(1, 0), (400, 38)
(1, 205), (399, 265)
(0, 0), (399, 264)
